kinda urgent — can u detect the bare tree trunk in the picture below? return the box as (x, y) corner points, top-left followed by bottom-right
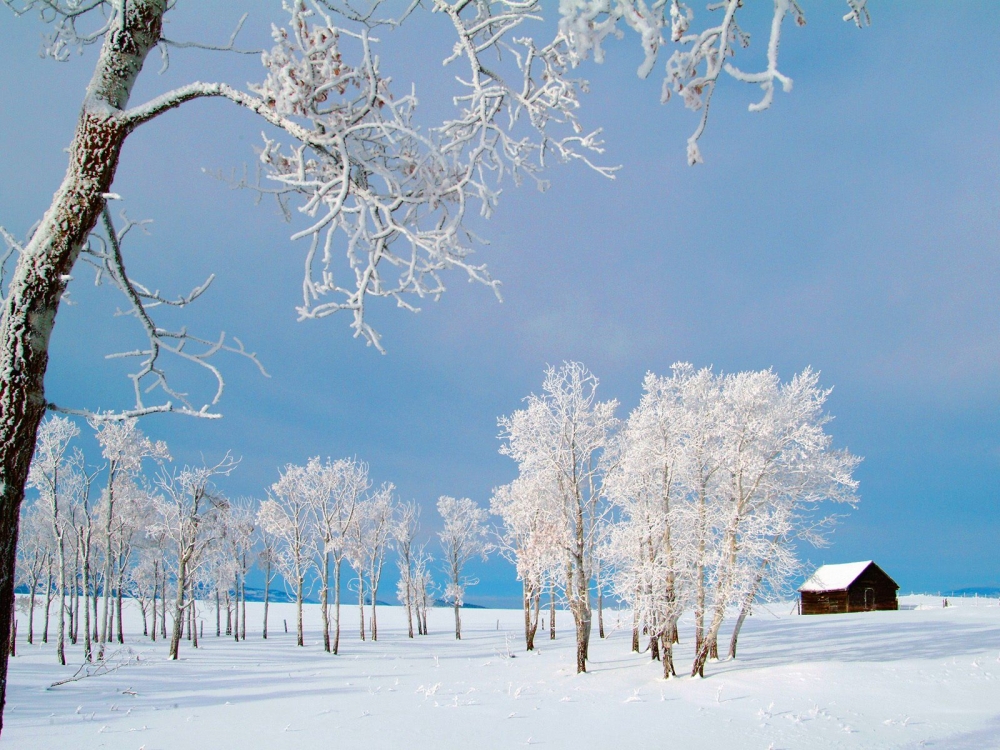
(69, 547), (78, 645)
(232, 575), (239, 643)
(115, 570), (124, 644)
(215, 589), (221, 637)
(574, 607), (591, 674)
(262, 561), (270, 640)
(332, 558), (341, 654)
(296, 575), (304, 647)
(598, 591), (605, 639)
(240, 572), (246, 641)
(92, 576), (99, 642)
(453, 601), (461, 640)
(321, 553), (330, 652)
(523, 582), (533, 651)
(631, 606), (639, 653)
(26, 582), (36, 646)
(159, 573), (167, 640)
(357, 576), (366, 642)
(43, 560), (53, 644)
(82, 559), (92, 661)
(169, 555), (188, 660)
(728, 603), (750, 660)
(660, 629), (677, 679)
(549, 582), (556, 641)
(190, 592), (198, 649)
(370, 566), (380, 642)
(55, 536), (67, 665)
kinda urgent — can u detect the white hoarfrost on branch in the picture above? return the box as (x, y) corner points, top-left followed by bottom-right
(558, 0), (870, 164)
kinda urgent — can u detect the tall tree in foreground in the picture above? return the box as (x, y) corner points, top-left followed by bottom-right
(499, 362), (618, 672)
(437, 496), (490, 640)
(0, 0), (869, 731)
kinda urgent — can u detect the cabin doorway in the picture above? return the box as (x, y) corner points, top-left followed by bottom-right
(863, 588), (875, 611)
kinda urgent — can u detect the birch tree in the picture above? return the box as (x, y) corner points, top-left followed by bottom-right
(0, 0), (870, 729)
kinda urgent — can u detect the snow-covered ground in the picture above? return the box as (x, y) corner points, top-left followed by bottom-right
(5, 595), (1000, 749)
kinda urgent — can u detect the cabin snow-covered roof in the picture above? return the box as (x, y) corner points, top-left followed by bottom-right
(798, 561), (874, 592)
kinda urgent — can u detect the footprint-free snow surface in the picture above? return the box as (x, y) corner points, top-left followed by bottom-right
(6, 595), (1000, 749)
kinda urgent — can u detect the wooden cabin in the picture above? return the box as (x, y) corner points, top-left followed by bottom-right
(798, 560), (899, 615)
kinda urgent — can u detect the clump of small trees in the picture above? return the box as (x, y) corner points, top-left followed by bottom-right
(11, 426), (482, 665)
(494, 362), (860, 677)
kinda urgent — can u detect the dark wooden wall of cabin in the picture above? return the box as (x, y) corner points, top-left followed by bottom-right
(846, 567), (899, 612)
(801, 591), (849, 615)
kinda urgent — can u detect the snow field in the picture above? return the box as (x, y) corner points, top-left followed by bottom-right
(5, 595), (1000, 749)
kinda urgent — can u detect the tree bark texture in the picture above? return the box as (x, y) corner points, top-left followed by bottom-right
(0, 1), (167, 732)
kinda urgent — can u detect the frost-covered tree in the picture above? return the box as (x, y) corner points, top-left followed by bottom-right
(491, 473), (562, 651)
(151, 455), (235, 660)
(258, 464), (317, 647)
(221, 498), (256, 643)
(27, 416), (80, 665)
(437, 496), (490, 640)
(689, 367), (859, 677)
(66, 461), (99, 659)
(14, 504), (48, 647)
(0, 0), (870, 728)
(92, 419), (168, 648)
(393, 501), (421, 640)
(256, 521), (280, 641)
(412, 544), (435, 637)
(606, 364), (860, 678)
(345, 483), (395, 642)
(499, 362), (618, 672)
(303, 457), (367, 654)
(605, 365), (718, 677)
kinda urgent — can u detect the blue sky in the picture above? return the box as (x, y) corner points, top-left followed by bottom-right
(1, 2), (998, 605)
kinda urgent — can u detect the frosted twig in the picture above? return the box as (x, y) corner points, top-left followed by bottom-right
(48, 646), (146, 688)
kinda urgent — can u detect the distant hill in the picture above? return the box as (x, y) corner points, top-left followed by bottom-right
(433, 599), (486, 609)
(242, 588), (392, 606)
